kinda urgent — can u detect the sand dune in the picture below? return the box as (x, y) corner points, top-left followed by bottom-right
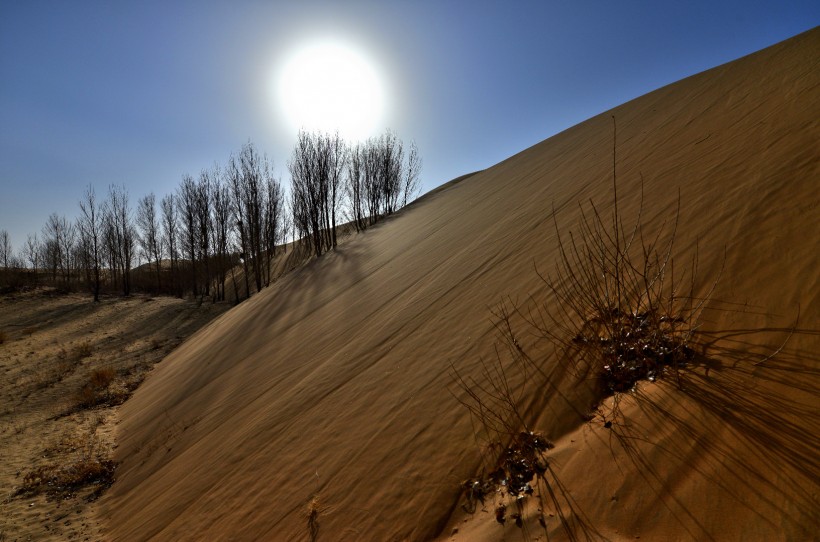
(100, 28), (819, 541)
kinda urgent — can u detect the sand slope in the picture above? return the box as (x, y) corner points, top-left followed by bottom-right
(101, 29), (820, 541)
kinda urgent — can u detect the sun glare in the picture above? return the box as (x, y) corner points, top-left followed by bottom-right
(278, 40), (386, 141)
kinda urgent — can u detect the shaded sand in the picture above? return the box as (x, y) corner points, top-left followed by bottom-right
(100, 29), (819, 541)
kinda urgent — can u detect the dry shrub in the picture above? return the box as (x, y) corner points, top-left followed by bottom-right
(75, 367), (116, 408)
(510, 117), (720, 404)
(56, 341), (94, 376)
(18, 427), (116, 499)
(453, 120), (719, 538)
(73, 340), (93, 359)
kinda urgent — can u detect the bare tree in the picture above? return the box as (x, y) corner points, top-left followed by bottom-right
(78, 185), (104, 301)
(137, 192), (163, 292)
(0, 230), (10, 269)
(402, 140), (422, 208)
(240, 142), (266, 293)
(347, 144), (366, 231)
(161, 193), (180, 296)
(288, 131), (347, 258)
(177, 174), (199, 297)
(196, 168), (215, 297)
(25, 233), (40, 286)
(0, 229), (11, 288)
(42, 213), (75, 286)
(211, 172), (233, 301)
(228, 142), (268, 296)
(378, 130), (403, 215)
(263, 166), (284, 286)
(107, 185), (135, 296)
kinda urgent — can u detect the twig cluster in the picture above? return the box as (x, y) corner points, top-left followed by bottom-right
(452, 119), (720, 538)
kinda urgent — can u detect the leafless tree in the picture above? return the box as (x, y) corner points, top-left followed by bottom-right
(227, 154), (251, 300)
(325, 132), (347, 248)
(42, 213), (75, 286)
(347, 144), (366, 231)
(228, 142), (269, 296)
(161, 193), (180, 296)
(78, 185), (104, 301)
(240, 143), (267, 293)
(288, 131), (347, 258)
(0, 230), (10, 269)
(402, 140), (422, 208)
(196, 168), (215, 297)
(211, 171), (233, 302)
(136, 192), (163, 292)
(177, 174), (199, 297)
(344, 131), (421, 231)
(25, 233), (40, 286)
(106, 185), (135, 296)
(263, 165), (285, 286)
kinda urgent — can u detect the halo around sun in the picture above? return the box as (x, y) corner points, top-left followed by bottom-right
(277, 39), (386, 141)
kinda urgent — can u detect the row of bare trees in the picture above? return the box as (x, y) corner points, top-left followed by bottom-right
(291, 130), (421, 258)
(1, 130), (421, 301)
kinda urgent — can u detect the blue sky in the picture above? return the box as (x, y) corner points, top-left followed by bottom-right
(1, 1), (817, 250)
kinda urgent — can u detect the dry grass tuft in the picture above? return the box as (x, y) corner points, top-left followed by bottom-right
(56, 341), (94, 376)
(18, 426), (116, 500)
(75, 367), (117, 408)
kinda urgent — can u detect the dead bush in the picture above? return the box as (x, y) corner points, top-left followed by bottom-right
(56, 341), (94, 376)
(75, 367), (116, 408)
(452, 119), (719, 538)
(518, 117), (719, 401)
(18, 426), (116, 499)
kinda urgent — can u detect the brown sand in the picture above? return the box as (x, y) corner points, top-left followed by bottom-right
(99, 29), (819, 540)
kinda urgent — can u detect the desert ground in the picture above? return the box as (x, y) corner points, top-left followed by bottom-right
(0, 290), (230, 541)
(2, 28), (819, 541)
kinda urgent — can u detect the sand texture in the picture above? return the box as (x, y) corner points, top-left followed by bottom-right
(99, 29), (819, 541)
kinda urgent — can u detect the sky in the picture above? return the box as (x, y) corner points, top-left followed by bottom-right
(1, 1), (818, 251)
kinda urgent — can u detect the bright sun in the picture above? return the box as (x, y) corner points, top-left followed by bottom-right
(278, 40), (386, 141)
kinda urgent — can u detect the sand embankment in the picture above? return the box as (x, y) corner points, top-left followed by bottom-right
(101, 28), (819, 541)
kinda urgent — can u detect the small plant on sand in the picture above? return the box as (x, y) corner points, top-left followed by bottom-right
(521, 117), (719, 403)
(75, 366), (116, 408)
(56, 340), (94, 376)
(453, 119), (719, 537)
(17, 425), (116, 500)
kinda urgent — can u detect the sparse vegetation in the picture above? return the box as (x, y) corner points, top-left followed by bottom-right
(520, 118), (720, 406)
(75, 366), (117, 408)
(55, 341), (93, 378)
(18, 425), (116, 500)
(454, 119), (720, 536)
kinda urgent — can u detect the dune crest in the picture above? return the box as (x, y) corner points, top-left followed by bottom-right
(101, 28), (819, 541)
